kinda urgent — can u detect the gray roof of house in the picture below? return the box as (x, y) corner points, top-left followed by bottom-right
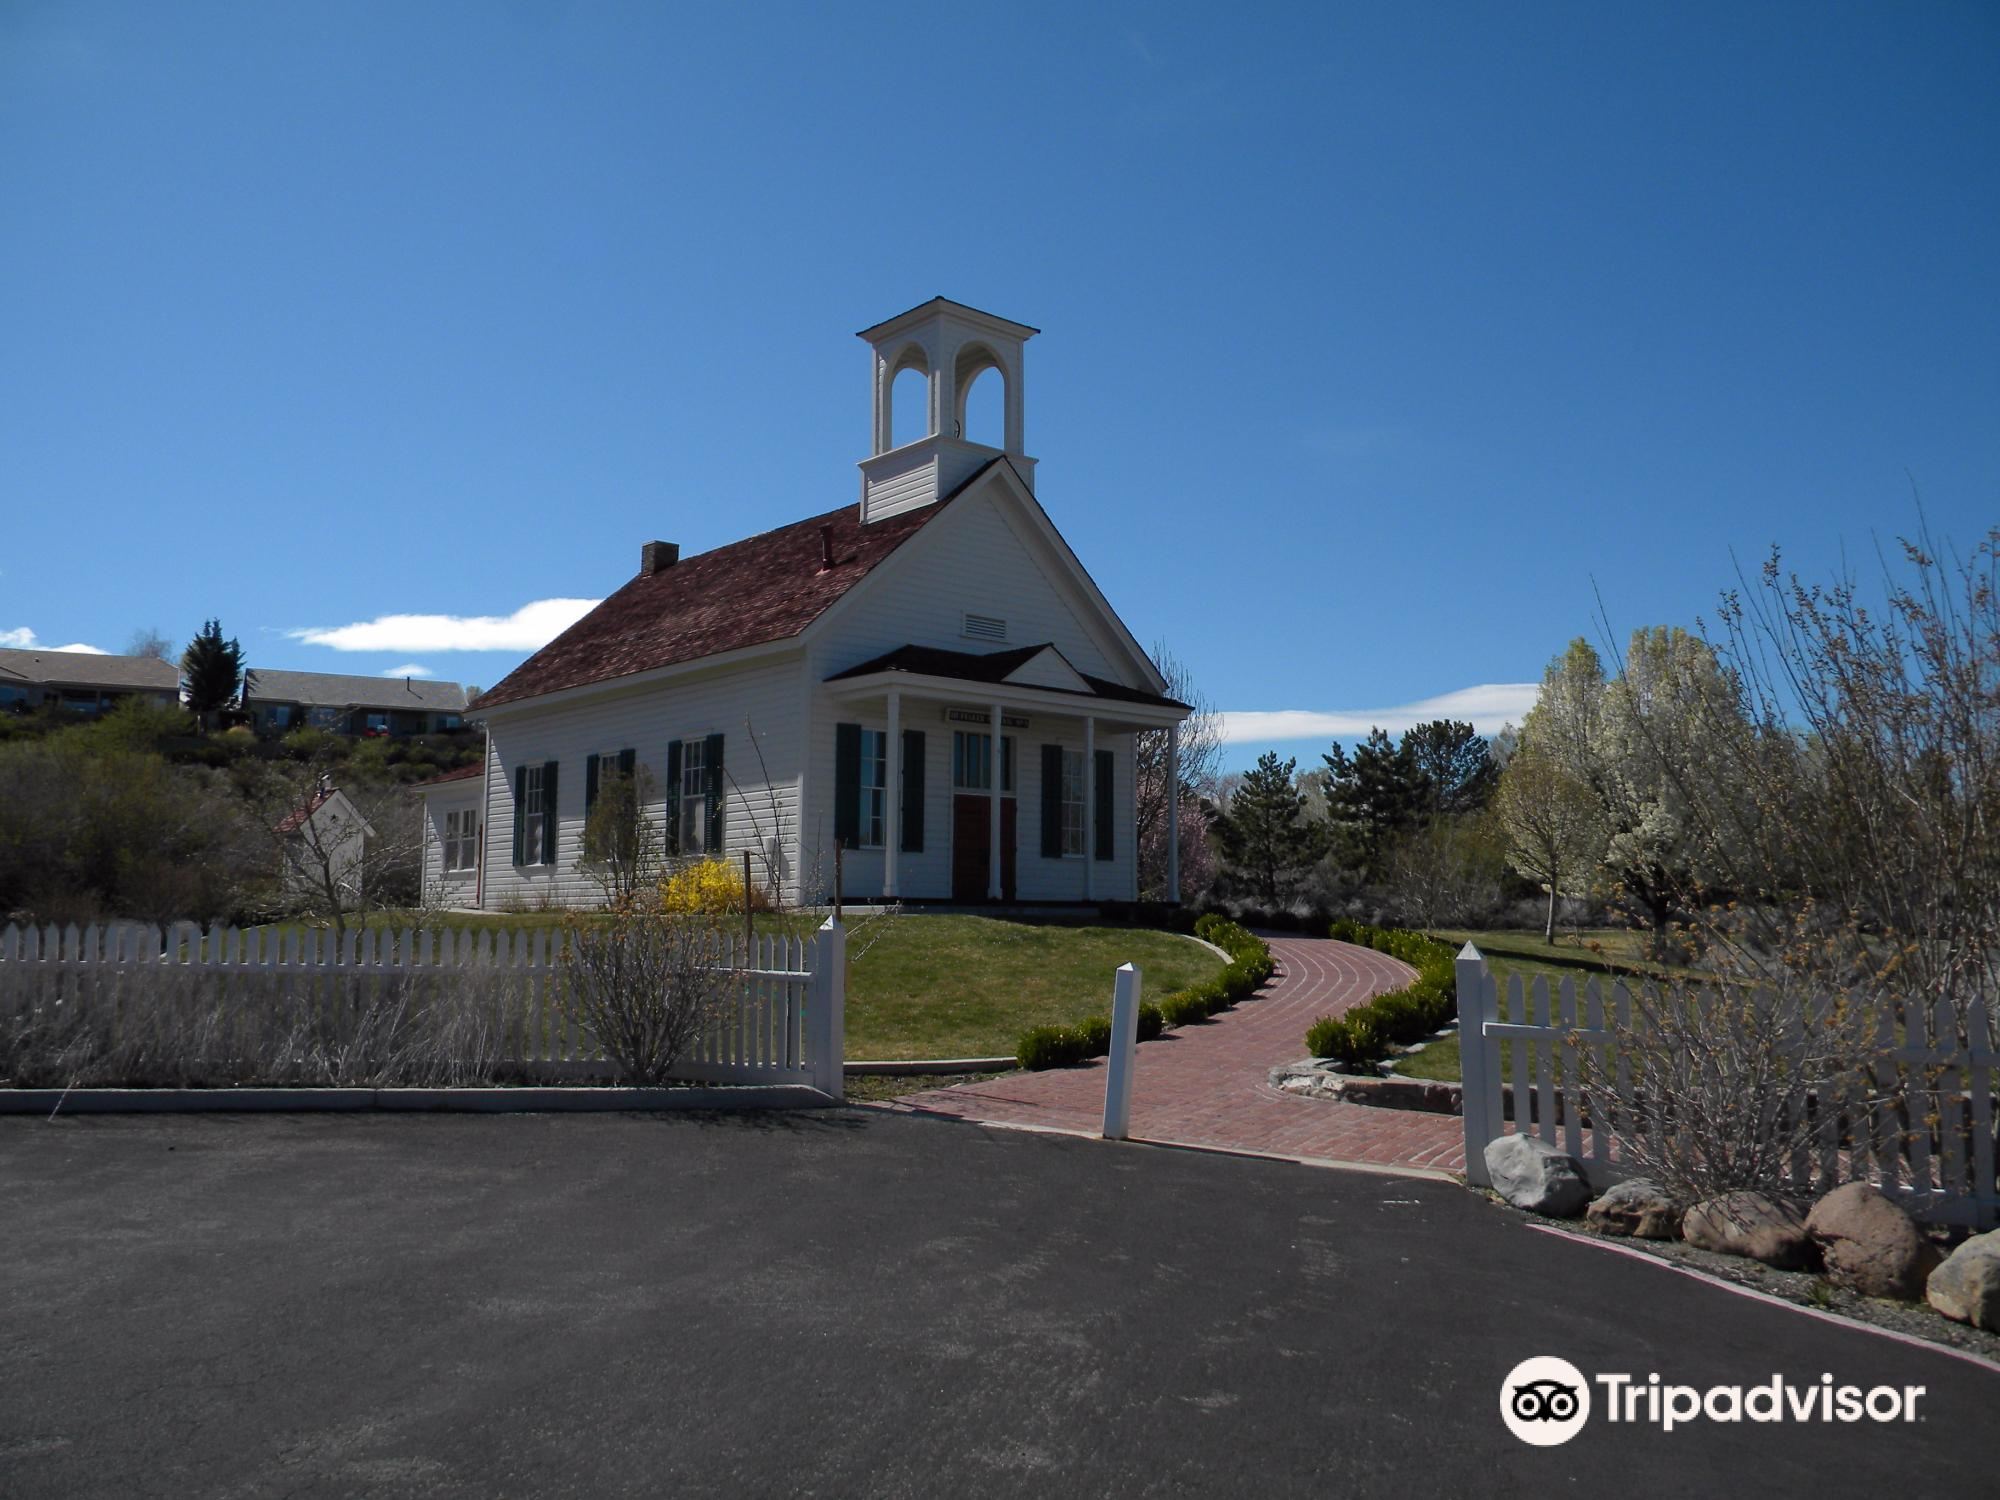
(0, 648), (180, 692)
(243, 669), (469, 713)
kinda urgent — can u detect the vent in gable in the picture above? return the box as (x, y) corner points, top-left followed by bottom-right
(962, 612), (1008, 643)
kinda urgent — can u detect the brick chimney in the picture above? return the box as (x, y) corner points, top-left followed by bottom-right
(640, 540), (680, 575)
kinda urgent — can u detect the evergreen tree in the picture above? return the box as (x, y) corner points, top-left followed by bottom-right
(1322, 727), (1423, 879)
(1210, 752), (1326, 907)
(1403, 719), (1498, 816)
(180, 619), (245, 730)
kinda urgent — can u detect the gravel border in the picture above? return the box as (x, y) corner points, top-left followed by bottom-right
(1495, 1196), (2000, 1365)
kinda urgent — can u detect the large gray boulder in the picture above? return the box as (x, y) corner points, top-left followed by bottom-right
(1484, 1134), (1591, 1218)
(1683, 1191), (1813, 1268)
(1805, 1183), (1940, 1300)
(1586, 1179), (1683, 1240)
(1927, 1230), (2000, 1331)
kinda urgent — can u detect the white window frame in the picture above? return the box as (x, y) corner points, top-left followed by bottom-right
(680, 738), (709, 855)
(521, 764), (547, 865)
(1059, 748), (1086, 858)
(858, 729), (888, 848)
(443, 808), (479, 872)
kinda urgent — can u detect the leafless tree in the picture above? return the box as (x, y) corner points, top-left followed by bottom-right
(577, 764), (661, 908)
(125, 628), (173, 661)
(1135, 643), (1223, 902)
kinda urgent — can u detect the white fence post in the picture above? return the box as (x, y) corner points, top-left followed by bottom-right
(1458, 943), (1497, 1185)
(1102, 963), (1142, 1140)
(809, 916), (846, 1099)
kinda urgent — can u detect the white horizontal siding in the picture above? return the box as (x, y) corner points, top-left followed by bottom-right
(801, 693), (1135, 904)
(419, 784), (481, 902)
(820, 488), (1124, 679)
(862, 453), (938, 523)
(480, 657), (806, 911)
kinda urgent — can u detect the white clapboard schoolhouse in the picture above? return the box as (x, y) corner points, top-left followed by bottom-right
(420, 298), (1189, 908)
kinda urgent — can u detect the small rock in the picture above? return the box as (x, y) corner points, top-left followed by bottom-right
(1927, 1229), (2000, 1331)
(1683, 1192), (1813, 1268)
(1484, 1134), (1591, 1218)
(1805, 1183), (1941, 1300)
(1586, 1179), (1683, 1240)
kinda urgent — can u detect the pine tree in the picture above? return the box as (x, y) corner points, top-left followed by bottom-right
(1403, 719), (1498, 817)
(1211, 752), (1326, 907)
(1322, 727), (1424, 879)
(180, 619), (245, 730)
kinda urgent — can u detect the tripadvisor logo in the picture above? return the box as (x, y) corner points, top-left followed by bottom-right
(1500, 1357), (1926, 1446)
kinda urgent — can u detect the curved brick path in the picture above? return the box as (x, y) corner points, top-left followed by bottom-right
(878, 936), (1468, 1175)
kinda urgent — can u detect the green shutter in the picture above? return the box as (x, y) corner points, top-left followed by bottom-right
(542, 760), (560, 865)
(1094, 749), (1114, 861)
(617, 747), (636, 780)
(584, 753), (600, 813)
(512, 764), (528, 866)
(665, 741), (683, 855)
(1040, 744), (1063, 858)
(834, 723), (861, 849)
(704, 733), (725, 851)
(900, 730), (924, 854)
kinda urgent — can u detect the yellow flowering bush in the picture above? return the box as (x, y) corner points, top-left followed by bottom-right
(660, 857), (769, 914)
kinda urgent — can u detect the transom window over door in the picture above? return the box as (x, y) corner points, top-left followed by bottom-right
(951, 730), (1014, 792)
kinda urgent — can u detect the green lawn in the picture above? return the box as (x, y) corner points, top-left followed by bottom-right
(239, 909), (1223, 1065)
(843, 915), (1224, 1060)
(1390, 928), (1672, 1084)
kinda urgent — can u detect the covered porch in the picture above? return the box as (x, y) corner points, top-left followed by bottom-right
(822, 644), (1190, 906)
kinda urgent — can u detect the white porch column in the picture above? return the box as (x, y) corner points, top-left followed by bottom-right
(883, 690), (901, 899)
(988, 700), (1004, 901)
(1166, 723), (1181, 904)
(1082, 714), (1096, 902)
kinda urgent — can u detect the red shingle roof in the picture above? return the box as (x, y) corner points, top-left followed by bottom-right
(413, 763), (483, 789)
(472, 489), (968, 712)
(275, 787), (336, 836)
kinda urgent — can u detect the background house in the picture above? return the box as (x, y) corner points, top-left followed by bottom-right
(243, 669), (470, 737)
(0, 648), (180, 717)
(275, 781), (377, 909)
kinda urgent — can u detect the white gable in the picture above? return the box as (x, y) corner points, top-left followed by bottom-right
(1002, 645), (1093, 693)
(809, 466), (1157, 693)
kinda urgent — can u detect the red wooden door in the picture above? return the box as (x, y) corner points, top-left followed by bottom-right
(952, 795), (1017, 902)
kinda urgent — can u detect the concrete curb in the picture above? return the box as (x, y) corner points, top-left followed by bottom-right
(1, 1085), (837, 1115)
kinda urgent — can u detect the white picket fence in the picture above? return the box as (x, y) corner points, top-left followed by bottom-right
(1457, 945), (1999, 1229)
(0, 918), (846, 1095)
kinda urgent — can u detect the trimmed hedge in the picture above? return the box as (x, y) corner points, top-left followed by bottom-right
(1014, 919), (1277, 1070)
(1307, 921), (1459, 1072)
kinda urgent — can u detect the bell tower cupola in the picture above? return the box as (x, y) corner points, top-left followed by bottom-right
(856, 297), (1038, 523)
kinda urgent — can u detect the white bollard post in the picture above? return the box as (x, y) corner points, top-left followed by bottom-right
(1457, 942), (1495, 1185)
(1102, 962), (1143, 1140)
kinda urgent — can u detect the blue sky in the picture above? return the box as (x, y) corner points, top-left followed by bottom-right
(3, 2), (1994, 771)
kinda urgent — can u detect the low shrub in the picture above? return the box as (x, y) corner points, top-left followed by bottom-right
(1017, 1024), (1091, 1070)
(1307, 919), (1459, 1070)
(1015, 920), (1278, 1069)
(1160, 990), (1210, 1027)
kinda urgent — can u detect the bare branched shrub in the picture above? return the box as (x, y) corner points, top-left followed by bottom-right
(1688, 521), (2000, 1027)
(1572, 975), (1887, 1202)
(0, 949), (509, 1088)
(559, 905), (731, 1085)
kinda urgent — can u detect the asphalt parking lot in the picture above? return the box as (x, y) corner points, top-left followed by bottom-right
(2, 1108), (1991, 1498)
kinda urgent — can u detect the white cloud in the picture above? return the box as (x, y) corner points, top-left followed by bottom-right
(380, 663), (436, 679)
(1218, 683), (1541, 743)
(288, 598), (601, 654)
(0, 627), (107, 654)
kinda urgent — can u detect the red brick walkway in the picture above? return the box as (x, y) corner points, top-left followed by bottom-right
(876, 935), (1469, 1176)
